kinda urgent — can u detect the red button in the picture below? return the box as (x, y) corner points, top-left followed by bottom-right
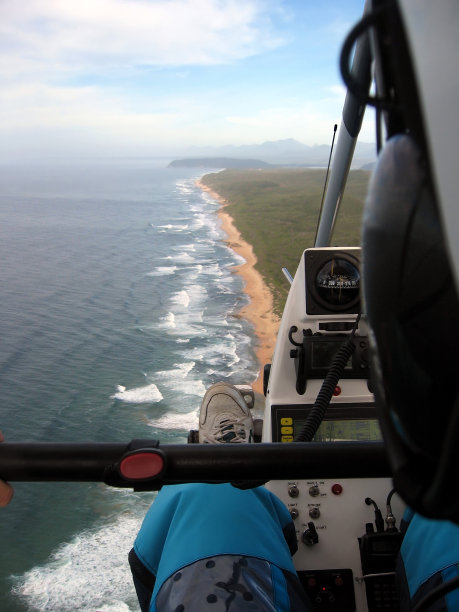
(120, 452), (164, 480)
(331, 483), (343, 495)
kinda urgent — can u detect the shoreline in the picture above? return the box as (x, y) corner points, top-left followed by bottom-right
(196, 179), (280, 395)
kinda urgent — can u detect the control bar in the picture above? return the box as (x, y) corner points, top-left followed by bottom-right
(0, 441), (391, 490)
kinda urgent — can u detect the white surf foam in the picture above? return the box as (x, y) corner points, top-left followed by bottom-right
(165, 252), (195, 264)
(177, 313), (206, 332)
(199, 190), (225, 208)
(155, 361), (195, 379)
(215, 282), (236, 294)
(204, 315), (230, 328)
(112, 383), (163, 403)
(187, 264), (203, 281)
(158, 312), (176, 329)
(172, 243), (196, 253)
(175, 180), (194, 194)
(158, 312), (206, 338)
(154, 362), (206, 397)
(199, 262), (223, 277)
(12, 513), (142, 612)
(152, 408), (199, 431)
(171, 290), (190, 308)
(180, 339), (240, 370)
(190, 215), (205, 230)
(184, 283), (207, 303)
(229, 252), (247, 266)
(156, 223), (189, 231)
(146, 266), (177, 276)
(176, 378), (206, 396)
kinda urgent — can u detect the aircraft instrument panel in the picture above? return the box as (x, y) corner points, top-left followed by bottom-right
(271, 403), (381, 443)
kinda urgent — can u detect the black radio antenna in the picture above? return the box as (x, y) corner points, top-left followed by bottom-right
(314, 123), (338, 246)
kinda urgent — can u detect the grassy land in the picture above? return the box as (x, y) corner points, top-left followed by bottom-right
(201, 168), (370, 315)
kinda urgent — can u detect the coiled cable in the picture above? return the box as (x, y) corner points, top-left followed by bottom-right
(295, 314), (361, 442)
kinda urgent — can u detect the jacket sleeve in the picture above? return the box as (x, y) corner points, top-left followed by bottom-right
(396, 511), (459, 611)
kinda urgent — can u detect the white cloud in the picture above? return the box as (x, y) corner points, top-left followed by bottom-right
(0, 0), (283, 80)
(329, 84), (347, 98)
(0, 0), (291, 156)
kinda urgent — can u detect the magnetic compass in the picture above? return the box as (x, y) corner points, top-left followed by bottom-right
(315, 258), (360, 306)
(305, 248), (361, 315)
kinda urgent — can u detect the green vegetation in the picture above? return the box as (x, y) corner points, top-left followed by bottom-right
(201, 168), (370, 315)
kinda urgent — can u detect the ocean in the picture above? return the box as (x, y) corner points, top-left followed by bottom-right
(0, 159), (259, 611)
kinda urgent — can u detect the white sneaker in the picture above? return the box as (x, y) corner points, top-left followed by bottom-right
(199, 382), (254, 443)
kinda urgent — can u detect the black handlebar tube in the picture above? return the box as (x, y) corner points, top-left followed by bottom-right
(0, 441), (391, 490)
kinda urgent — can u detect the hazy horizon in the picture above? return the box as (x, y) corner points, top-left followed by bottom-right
(0, 137), (377, 166)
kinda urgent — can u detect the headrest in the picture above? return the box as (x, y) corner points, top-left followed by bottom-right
(362, 134), (459, 522)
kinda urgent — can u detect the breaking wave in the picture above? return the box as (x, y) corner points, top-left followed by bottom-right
(112, 383), (163, 403)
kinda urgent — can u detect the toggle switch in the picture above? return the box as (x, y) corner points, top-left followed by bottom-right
(302, 522), (319, 546)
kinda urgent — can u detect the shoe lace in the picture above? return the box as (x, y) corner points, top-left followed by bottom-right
(207, 414), (253, 443)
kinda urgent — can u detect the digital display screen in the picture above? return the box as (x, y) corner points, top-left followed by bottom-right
(274, 403), (379, 443)
(294, 419), (381, 442)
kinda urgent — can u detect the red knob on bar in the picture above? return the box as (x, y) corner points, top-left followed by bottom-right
(119, 451), (165, 480)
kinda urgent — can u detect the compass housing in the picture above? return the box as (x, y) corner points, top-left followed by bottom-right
(304, 248), (361, 315)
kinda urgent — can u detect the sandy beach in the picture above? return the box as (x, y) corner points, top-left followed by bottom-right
(196, 179), (280, 395)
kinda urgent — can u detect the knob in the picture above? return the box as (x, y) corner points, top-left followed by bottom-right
(288, 484), (299, 498)
(289, 507), (299, 520)
(309, 485), (320, 497)
(301, 522), (319, 546)
(309, 506), (320, 519)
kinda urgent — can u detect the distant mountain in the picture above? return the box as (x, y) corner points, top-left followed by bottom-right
(168, 157), (274, 169)
(179, 138), (377, 168)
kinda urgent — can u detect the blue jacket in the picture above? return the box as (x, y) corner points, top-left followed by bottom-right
(133, 483), (311, 611)
(397, 509), (459, 611)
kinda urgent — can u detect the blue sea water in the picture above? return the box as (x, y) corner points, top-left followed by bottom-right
(0, 159), (259, 611)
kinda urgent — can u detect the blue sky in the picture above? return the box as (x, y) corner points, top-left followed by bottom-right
(0, 0), (373, 159)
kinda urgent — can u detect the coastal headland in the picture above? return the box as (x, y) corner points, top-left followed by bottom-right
(196, 179), (279, 395)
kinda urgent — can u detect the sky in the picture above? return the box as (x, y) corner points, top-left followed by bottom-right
(0, 0), (373, 160)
